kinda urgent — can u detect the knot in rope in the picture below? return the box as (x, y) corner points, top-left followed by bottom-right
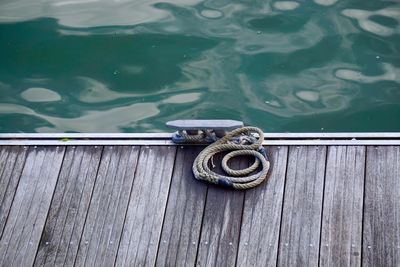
(175, 126), (271, 190)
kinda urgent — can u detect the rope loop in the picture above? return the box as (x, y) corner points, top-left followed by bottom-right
(174, 126), (271, 190)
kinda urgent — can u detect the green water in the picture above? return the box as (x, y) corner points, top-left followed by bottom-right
(0, 0), (399, 133)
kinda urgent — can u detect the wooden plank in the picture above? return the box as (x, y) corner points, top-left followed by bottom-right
(156, 146), (207, 266)
(236, 146), (288, 267)
(319, 146), (365, 266)
(74, 146), (140, 267)
(363, 146), (400, 267)
(0, 146), (28, 236)
(0, 146), (65, 267)
(277, 146), (326, 267)
(115, 146), (176, 266)
(34, 146), (103, 267)
(196, 153), (247, 267)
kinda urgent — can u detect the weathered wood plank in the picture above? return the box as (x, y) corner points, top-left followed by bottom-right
(34, 146), (103, 267)
(277, 146), (326, 267)
(156, 146), (207, 266)
(0, 143), (398, 267)
(0, 146), (65, 267)
(196, 154), (247, 267)
(363, 146), (400, 267)
(0, 146), (28, 236)
(115, 146), (176, 266)
(319, 146), (365, 266)
(237, 146), (288, 267)
(74, 146), (140, 267)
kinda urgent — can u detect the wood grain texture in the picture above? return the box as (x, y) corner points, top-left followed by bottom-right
(156, 146), (207, 267)
(319, 146), (365, 267)
(115, 146), (176, 267)
(278, 146), (326, 267)
(0, 146), (65, 267)
(363, 146), (400, 267)
(34, 146), (103, 267)
(196, 153), (247, 267)
(0, 144), (399, 266)
(0, 146), (27, 236)
(74, 146), (140, 267)
(237, 146), (288, 267)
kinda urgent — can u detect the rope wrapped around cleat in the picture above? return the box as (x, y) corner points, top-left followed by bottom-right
(174, 127), (270, 190)
(172, 129), (218, 144)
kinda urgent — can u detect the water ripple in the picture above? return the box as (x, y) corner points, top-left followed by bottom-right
(342, 7), (400, 36)
(273, 1), (300, 11)
(0, 0), (203, 27)
(21, 87), (62, 102)
(0, 102), (160, 132)
(335, 63), (400, 84)
(0, 0), (399, 132)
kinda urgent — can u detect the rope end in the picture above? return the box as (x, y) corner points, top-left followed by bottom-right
(171, 132), (185, 144)
(258, 146), (269, 161)
(217, 178), (234, 188)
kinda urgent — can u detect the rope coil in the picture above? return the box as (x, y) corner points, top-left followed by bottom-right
(174, 127), (270, 190)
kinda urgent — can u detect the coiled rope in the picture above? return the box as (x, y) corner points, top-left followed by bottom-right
(173, 127), (270, 190)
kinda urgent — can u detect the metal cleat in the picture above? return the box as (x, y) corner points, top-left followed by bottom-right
(167, 119), (243, 134)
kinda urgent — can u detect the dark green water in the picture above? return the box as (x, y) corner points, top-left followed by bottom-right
(0, 0), (399, 133)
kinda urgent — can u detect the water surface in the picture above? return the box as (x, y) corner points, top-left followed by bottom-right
(0, 0), (399, 132)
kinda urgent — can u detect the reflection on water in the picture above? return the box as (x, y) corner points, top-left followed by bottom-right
(342, 7), (400, 36)
(0, 0), (203, 27)
(314, 0), (338, 7)
(0, 102), (160, 132)
(335, 63), (400, 84)
(163, 92), (202, 104)
(273, 2), (300, 11)
(200, 9), (223, 19)
(0, 0), (399, 132)
(77, 77), (134, 103)
(21, 87), (62, 102)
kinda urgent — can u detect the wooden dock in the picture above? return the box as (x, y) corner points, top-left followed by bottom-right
(0, 143), (399, 266)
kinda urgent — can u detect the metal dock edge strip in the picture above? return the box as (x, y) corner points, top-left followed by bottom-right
(1, 132), (400, 139)
(0, 133), (399, 145)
